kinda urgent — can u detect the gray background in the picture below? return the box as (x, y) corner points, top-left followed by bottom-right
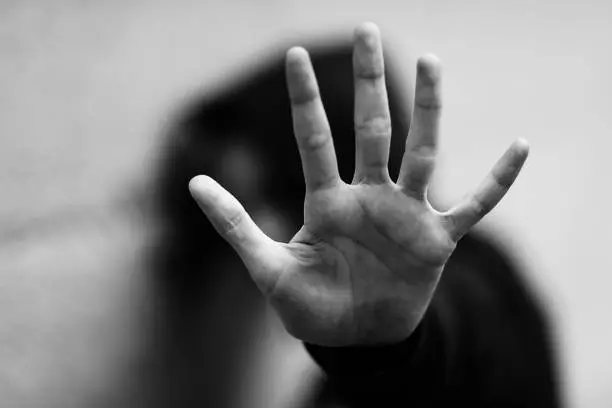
(0, 0), (609, 406)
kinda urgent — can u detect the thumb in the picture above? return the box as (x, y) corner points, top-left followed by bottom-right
(189, 175), (282, 293)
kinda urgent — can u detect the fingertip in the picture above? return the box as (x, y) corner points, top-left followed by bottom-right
(353, 22), (385, 79)
(189, 175), (210, 194)
(505, 139), (530, 169)
(286, 47), (319, 105)
(286, 47), (312, 80)
(354, 22), (381, 49)
(417, 54), (442, 83)
(419, 53), (441, 64)
(514, 137), (530, 156)
(189, 175), (221, 206)
(286, 46), (310, 67)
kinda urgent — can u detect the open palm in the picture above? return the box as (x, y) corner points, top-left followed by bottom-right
(189, 23), (529, 347)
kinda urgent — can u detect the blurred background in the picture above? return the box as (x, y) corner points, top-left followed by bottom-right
(0, 0), (610, 406)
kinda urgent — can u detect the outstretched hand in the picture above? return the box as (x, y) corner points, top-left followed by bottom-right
(189, 22), (529, 347)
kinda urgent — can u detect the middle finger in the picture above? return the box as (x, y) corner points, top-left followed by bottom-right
(352, 23), (392, 184)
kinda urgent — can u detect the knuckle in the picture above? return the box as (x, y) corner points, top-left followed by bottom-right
(492, 167), (517, 189)
(414, 88), (442, 111)
(356, 116), (392, 139)
(355, 65), (385, 80)
(221, 210), (246, 237)
(414, 98), (441, 111)
(301, 132), (331, 152)
(469, 197), (491, 219)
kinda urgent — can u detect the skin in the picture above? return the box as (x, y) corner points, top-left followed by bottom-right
(189, 22), (529, 347)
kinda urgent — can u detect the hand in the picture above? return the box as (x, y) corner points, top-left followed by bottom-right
(189, 22), (529, 346)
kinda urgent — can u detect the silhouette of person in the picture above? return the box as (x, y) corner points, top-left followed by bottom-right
(151, 22), (560, 407)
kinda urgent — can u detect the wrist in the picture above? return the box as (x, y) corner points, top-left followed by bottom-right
(303, 317), (427, 383)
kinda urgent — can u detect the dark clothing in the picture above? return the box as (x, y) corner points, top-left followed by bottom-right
(304, 233), (560, 407)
